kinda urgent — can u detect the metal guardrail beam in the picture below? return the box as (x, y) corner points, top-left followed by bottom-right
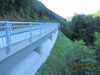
(0, 21), (59, 54)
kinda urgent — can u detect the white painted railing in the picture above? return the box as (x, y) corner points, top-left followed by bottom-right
(0, 21), (59, 53)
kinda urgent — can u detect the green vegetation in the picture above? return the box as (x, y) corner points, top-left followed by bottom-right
(60, 14), (100, 45)
(63, 40), (96, 75)
(0, 0), (100, 74)
(36, 31), (100, 75)
(0, 0), (65, 22)
(60, 21), (73, 39)
(36, 31), (74, 75)
(71, 15), (100, 45)
(92, 10), (100, 17)
(62, 33), (99, 74)
(59, 14), (100, 75)
(94, 32), (100, 74)
(36, 14), (100, 75)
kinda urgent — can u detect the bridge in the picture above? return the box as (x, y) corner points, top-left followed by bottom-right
(0, 21), (59, 75)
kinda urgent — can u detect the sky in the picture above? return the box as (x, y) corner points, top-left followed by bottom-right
(40, 0), (100, 18)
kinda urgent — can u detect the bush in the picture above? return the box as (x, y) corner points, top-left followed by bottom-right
(94, 32), (100, 74)
(60, 21), (73, 38)
(71, 14), (100, 45)
(62, 40), (96, 75)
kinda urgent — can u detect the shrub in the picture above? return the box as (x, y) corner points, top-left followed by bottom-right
(62, 40), (96, 75)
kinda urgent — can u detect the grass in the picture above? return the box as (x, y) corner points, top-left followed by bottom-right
(35, 30), (97, 75)
(36, 31), (74, 75)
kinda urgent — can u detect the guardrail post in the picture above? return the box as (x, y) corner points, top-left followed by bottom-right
(29, 22), (32, 42)
(5, 21), (11, 54)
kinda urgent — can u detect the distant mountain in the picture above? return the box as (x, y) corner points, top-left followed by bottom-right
(92, 10), (100, 17)
(66, 16), (72, 21)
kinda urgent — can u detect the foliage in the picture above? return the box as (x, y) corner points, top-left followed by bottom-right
(0, 0), (65, 22)
(36, 31), (99, 75)
(60, 21), (73, 39)
(94, 32), (100, 74)
(61, 32), (100, 75)
(0, 0), (99, 74)
(94, 32), (100, 46)
(71, 14), (100, 45)
(36, 31), (74, 75)
(60, 14), (100, 45)
(62, 40), (96, 75)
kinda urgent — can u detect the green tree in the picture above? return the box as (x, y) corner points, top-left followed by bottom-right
(71, 14), (100, 45)
(62, 40), (96, 75)
(94, 32), (100, 74)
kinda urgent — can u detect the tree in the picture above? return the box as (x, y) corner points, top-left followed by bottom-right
(71, 14), (100, 45)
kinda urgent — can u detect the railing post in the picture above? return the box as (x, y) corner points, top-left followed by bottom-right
(48, 23), (50, 32)
(49, 24), (51, 32)
(46, 24), (48, 34)
(5, 21), (11, 54)
(45, 25), (47, 35)
(48, 24), (49, 32)
(39, 25), (41, 37)
(30, 22), (32, 42)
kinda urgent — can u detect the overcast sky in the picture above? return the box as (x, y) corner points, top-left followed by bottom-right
(40, 0), (100, 18)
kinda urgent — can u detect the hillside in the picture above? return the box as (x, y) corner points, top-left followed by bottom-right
(36, 31), (74, 75)
(92, 10), (100, 17)
(0, 0), (65, 22)
(36, 31), (99, 75)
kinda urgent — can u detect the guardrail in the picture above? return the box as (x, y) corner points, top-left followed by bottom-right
(0, 21), (59, 53)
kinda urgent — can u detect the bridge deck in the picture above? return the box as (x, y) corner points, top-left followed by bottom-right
(0, 21), (59, 75)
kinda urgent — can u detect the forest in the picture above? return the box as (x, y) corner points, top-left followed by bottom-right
(60, 13), (100, 45)
(59, 13), (100, 75)
(0, 0), (65, 21)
